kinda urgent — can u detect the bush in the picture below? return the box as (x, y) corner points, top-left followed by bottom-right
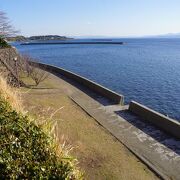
(0, 97), (82, 179)
(0, 37), (10, 48)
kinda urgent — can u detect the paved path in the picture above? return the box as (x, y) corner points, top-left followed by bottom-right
(52, 73), (180, 180)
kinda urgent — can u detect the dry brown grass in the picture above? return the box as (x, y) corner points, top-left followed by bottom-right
(0, 75), (23, 113)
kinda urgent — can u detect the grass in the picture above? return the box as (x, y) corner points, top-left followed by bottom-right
(0, 75), (83, 179)
(0, 76), (23, 113)
(21, 72), (159, 180)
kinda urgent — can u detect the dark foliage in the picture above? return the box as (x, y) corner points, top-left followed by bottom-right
(0, 37), (10, 48)
(0, 97), (79, 179)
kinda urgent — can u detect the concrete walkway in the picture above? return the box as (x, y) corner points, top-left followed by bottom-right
(52, 73), (180, 180)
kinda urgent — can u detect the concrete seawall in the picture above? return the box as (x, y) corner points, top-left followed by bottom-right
(29, 61), (124, 105)
(129, 101), (180, 139)
(30, 61), (180, 139)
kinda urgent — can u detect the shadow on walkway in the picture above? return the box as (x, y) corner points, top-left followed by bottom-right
(116, 110), (180, 156)
(52, 71), (117, 106)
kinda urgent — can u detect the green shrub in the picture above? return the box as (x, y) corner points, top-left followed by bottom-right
(0, 37), (11, 48)
(0, 97), (82, 179)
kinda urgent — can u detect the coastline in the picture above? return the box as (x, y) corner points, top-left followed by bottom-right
(25, 63), (180, 179)
(1, 47), (179, 179)
(31, 61), (180, 127)
(16, 38), (180, 120)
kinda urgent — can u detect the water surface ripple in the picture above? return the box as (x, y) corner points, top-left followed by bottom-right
(15, 38), (180, 121)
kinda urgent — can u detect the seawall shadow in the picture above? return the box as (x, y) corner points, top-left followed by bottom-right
(115, 110), (180, 156)
(50, 71), (117, 106)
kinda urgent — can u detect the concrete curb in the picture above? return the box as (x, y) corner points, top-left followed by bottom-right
(129, 101), (180, 139)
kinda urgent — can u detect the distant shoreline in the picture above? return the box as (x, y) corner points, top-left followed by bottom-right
(6, 35), (73, 42)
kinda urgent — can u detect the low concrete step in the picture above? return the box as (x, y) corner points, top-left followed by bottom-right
(70, 91), (180, 180)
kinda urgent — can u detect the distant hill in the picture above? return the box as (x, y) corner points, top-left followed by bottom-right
(6, 36), (27, 42)
(28, 35), (73, 41)
(6, 35), (73, 42)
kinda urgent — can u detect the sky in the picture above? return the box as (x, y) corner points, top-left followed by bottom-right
(0, 0), (180, 37)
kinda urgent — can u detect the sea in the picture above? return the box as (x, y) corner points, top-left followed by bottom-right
(14, 38), (180, 121)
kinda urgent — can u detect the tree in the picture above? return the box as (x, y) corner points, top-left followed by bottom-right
(21, 54), (49, 86)
(0, 11), (18, 38)
(30, 66), (49, 86)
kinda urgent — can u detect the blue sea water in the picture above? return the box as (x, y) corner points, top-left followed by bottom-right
(14, 38), (180, 121)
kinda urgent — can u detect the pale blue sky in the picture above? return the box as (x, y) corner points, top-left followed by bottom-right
(0, 0), (180, 37)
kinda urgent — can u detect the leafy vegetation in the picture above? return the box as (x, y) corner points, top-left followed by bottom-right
(0, 37), (10, 48)
(0, 77), (82, 179)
